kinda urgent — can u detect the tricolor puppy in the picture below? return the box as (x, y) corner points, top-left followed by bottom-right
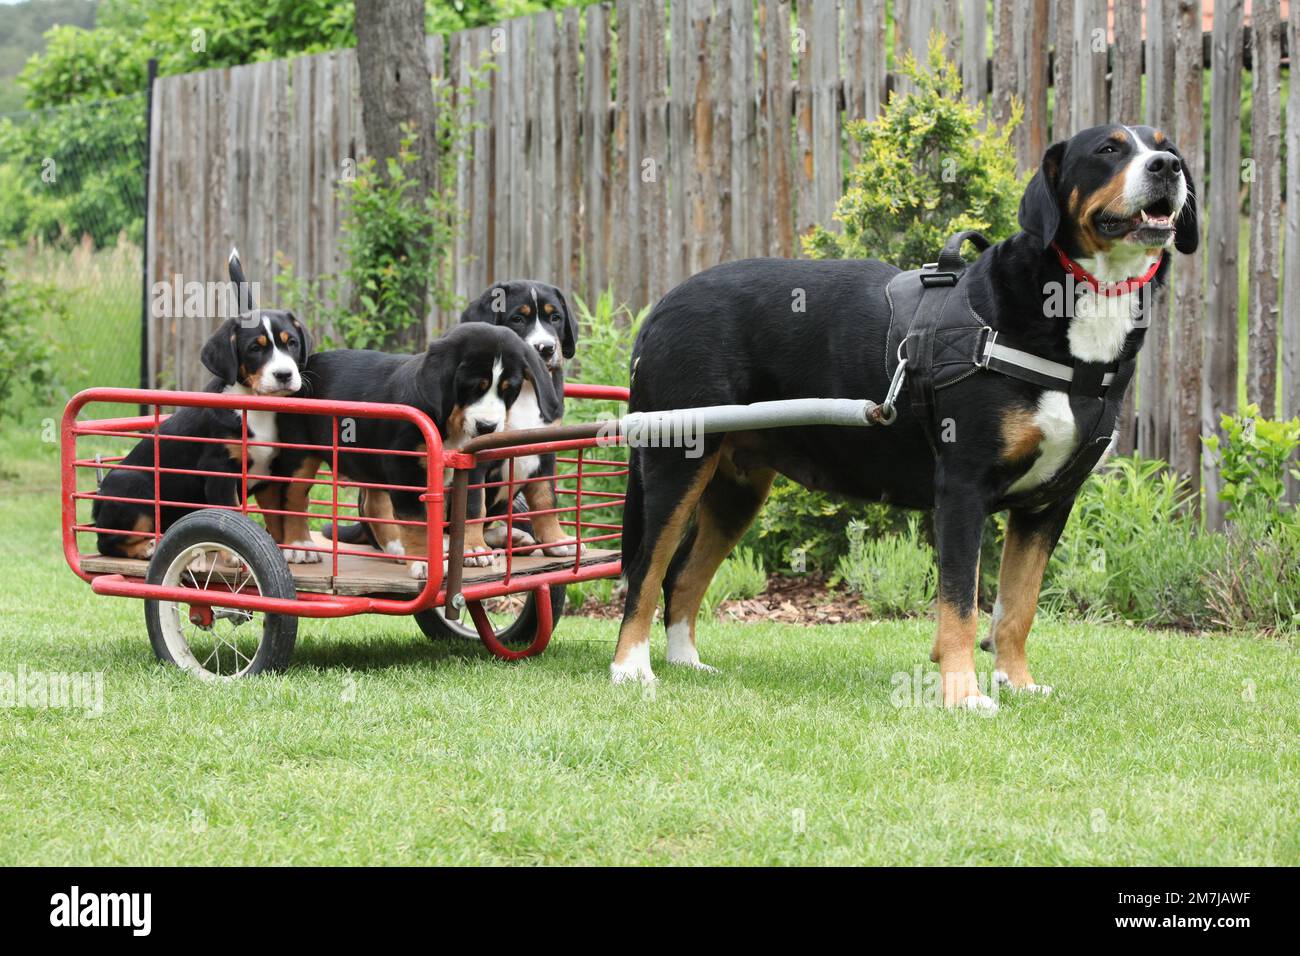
(277, 323), (562, 576)
(460, 280), (578, 555)
(93, 294), (310, 559)
(613, 124), (1197, 708)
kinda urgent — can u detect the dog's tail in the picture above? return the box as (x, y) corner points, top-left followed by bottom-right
(620, 447), (644, 570)
(228, 247), (253, 313)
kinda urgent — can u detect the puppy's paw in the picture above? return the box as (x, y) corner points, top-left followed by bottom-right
(284, 542), (322, 564)
(408, 561), (428, 580)
(462, 551), (494, 568)
(668, 659), (718, 673)
(954, 694), (999, 715)
(484, 526), (536, 549)
(993, 670), (1052, 696)
(143, 540), (156, 559)
(542, 541), (578, 557)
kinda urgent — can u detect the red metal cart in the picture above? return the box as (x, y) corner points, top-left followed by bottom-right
(61, 383), (630, 680)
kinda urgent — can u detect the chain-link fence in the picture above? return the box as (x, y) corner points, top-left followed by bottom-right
(0, 92), (147, 399)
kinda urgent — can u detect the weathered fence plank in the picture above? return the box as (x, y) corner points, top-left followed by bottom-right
(1203, 0), (1244, 527)
(1285, 0), (1300, 454)
(1170, 0), (1204, 492)
(1247, 0), (1282, 419)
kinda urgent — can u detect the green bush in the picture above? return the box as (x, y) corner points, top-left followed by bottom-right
(0, 246), (63, 416)
(744, 480), (901, 576)
(836, 515), (936, 617)
(1203, 403), (1300, 520)
(803, 35), (1025, 269)
(1207, 506), (1300, 634)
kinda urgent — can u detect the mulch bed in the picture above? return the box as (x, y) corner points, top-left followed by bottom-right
(568, 574), (877, 626)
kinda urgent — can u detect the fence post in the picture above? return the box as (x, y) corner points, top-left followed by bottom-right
(139, 57), (158, 408)
(1203, 0), (1244, 529)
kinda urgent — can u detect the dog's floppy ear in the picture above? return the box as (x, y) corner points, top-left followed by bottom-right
(553, 286), (578, 359)
(287, 312), (312, 365)
(201, 318), (241, 383)
(1018, 141), (1067, 250)
(1170, 147), (1200, 255)
(518, 338), (563, 422)
(460, 283), (511, 325)
(418, 335), (460, 425)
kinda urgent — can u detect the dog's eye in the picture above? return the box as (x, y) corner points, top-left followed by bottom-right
(1097, 143), (1118, 154)
(477, 378), (489, 391)
(509, 314), (524, 323)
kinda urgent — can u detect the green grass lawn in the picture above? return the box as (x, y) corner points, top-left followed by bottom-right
(0, 421), (1296, 866)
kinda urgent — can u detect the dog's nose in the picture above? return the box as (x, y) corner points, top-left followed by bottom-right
(473, 419), (498, 436)
(538, 342), (556, 361)
(274, 369), (294, 384)
(1146, 152), (1181, 177)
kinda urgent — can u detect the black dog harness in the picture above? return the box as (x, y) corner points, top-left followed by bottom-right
(882, 230), (1149, 511)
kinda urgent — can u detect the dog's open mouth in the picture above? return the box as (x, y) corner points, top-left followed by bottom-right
(1095, 197), (1177, 245)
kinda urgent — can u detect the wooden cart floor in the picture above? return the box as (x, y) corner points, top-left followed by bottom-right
(80, 535), (618, 597)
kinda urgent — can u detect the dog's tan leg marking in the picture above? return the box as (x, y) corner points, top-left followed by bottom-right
(522, 476), (572, 555)
(987, 517), (1053, 695)
(281, 455), (322, 563)
(611, 453), (720, 682)
(933, 599), (989, 709)
(663, 459), (774, 670)
(253, 484), (284, 543)
(361, 489), (402, 554)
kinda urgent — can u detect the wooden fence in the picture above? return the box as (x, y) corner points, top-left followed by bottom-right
(146, 0), (1299, 511)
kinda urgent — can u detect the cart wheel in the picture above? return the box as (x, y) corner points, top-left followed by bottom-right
(144, 511), (298, 680)
(413, 585), (566, 647)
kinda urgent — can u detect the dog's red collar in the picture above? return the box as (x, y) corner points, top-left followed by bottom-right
(1051, 242), (1163, 297)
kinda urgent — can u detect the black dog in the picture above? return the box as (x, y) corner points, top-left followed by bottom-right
(93, 293), (310, 558)
(459, 280), (578, 555)
(277, 323), (562, 577)
(612, 124), (1198, 709)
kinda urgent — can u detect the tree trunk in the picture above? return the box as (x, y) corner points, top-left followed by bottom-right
(354, 0), (436, 349)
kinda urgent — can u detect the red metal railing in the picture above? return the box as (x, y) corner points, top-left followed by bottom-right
(62, 384), (630, 622)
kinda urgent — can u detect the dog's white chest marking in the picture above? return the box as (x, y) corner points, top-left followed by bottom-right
(1007, 391), (1077, 495)
(498, 379), (547, 504)
(223, 384), (278, 476)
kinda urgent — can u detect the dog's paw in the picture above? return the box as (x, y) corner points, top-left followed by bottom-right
(610, 642), (656, 685)
(668, 659), (718, 673)
(993, 670), (1053, 696)
(484, 526), (536, 549)
(408, 560), (428, 580)
(462, 551), (494, 568)
(542, 541), (578, 557)
(284, 541), (321, 564)
(610, 661), (657, 685)
(143, 540), (156, 559)
(954, 694), (999, 714)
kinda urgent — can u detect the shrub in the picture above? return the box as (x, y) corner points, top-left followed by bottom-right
(0, 246), (62, 415)
(1202, 403), (1300, 521)
(744, 480), (902, 576)
(803, 35), (1025, 269)
(700, 547), (768, 618)
(836, 515), (936, 617)
(1207, 506), (1300, 634)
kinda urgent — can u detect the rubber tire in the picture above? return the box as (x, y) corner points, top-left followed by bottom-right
(144, 510), (299, 677)
(414, 585), (566, 645)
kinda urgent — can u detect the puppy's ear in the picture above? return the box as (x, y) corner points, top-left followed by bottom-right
(553, 286), (578, 359)
(287, 312), (312, 365)
(518, 340), (563, 422)
(460, 283), (511, 325)
(1018, 141), (1067, 250)
(418, 337), (459, 425)
(201, 318), (241, 383)
(1170, 148), (1200, 255)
